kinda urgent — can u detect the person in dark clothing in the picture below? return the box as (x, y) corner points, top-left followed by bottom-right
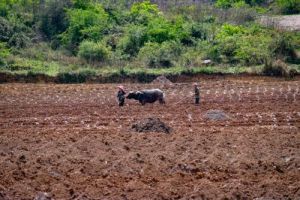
(194, 83), (200, 104)
(117, 85), (126, 106)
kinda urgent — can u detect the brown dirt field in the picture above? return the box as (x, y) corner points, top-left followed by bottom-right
(0, 77), (300, 200)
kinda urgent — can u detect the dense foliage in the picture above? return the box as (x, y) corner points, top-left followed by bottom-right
(0, 0), (299, 76)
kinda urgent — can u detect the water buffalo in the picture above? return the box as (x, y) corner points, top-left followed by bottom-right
(126, 89), (165, 105)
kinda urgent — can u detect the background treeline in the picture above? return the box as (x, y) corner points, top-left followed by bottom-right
(0, 0), (299, 78)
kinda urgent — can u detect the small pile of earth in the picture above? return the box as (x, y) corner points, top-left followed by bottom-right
(132, 117), (171, 134)
(204, 110), (230, 121)
(152, 75), (173, 85)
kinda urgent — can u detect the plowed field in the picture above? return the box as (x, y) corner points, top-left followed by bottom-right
(0, 77), (300, 199)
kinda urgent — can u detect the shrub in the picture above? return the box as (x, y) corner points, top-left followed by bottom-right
(276, 0), (300, 14)
(146, 17), (176, 43)
(234, 34), (272, 65)
(39, 0), (71, 40)
(215, 0), (264, 8)
(0, 42), (10, 66)
(180, 51), (203, 67)
(61, 3), (109, 51)
(78, 40), (111, 63)
(263, 59), (290, 77)
(118, 25), (148, 57)
(190, 23), (212, 40)
(216, 24), (246, 39)
(138, 41), (182, 68)
(0, 17), (13, 42)
(130, 1), (160, 24)
(77, 68), (97, 82)
(212, 24), (275, 65)
(216, 0), (245, 9)
(216, 36), (239, 63)
(272, 33), (298, 62)
(0, 16), (31, 48)
(8, 32), (30, 49)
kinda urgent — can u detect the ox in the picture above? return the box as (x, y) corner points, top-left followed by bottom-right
(126, 89), (165, 105)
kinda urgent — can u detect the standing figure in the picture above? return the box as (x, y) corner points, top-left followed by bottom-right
(194, 83), (200, 105)
(117, 85), (126, 107)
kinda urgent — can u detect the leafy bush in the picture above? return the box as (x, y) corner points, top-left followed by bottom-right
(8, 32), (30, 49)
(118, 25), (148, 57)
(212, 24), (276, 65)
(263, 59), (291, 77)
(78, 40), (111, 63)
(216, 24), (246, 39)
(276, 0), (300, 14)
(73, 0), (93, 9)
(190, 23), (212, 41)
(216, 0), (245, 9)
(130, 1), (160, 24)
(272, 33), (298, 62)
(0, 16), (31, 48)
(179, 47), (206, 67)
(216, 0), (264, 8)
(61, 3), (109, 51)
(39, 0), (71, 40)
(234, 34), (272, 65)
(138, 41), (182, 68)
(77, 68), (97, 82)
(146, 17), (176, 43)
(0, 17), (13, 42)
(0, 42), (10, 66)
(213, 24), (244, 63)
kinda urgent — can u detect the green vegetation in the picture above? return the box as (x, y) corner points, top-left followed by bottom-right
(78, 40), (111, 63)
(0, 0), (299, 81)
(276, 0), (300, 14)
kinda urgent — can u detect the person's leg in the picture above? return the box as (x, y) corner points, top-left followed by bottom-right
(195, 97), (200, 104)
(119, 99), (124, 106)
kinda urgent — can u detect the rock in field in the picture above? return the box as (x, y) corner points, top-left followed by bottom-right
(204, 110), (230, 121)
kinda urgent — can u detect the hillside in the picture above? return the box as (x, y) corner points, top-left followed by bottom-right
(0, 0), (299, 82)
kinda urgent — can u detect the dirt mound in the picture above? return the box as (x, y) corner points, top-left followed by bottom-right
(152, 75), (173, 85)
(204, 110), (230, 121)
(132, 117), (171, 133)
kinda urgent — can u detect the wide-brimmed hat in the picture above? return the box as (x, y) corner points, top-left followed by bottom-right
(193, 82), (198, 86)
(117, 85), (125, 90)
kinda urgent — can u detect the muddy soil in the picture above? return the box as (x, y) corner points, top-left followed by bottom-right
(0, 77), (300, 199)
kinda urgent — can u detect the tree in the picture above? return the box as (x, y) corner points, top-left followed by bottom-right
(39, 0), (72, 39)
(130, 1), (160, 24)
(61, 3), (109, 52)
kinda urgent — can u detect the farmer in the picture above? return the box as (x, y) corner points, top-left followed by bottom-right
(117, 85), (126, 107)
(194, 83), (200, 105)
